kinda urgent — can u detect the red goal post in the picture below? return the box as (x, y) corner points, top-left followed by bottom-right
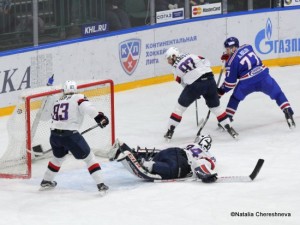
(0, 79), (115, 179)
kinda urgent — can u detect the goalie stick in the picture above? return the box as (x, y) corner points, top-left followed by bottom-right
(195, 100), (199, 126)
(153, 159), (265, 183)
(32, 124), (100, 156)
(194, 66), (225, 142)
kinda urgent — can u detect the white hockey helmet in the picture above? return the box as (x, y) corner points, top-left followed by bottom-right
(164, 47), (180, 60)
(198, 134), (212, 151)
(63, 80), (77, 94)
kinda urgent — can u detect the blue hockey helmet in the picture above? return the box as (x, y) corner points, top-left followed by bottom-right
(224, 37), (239, 48)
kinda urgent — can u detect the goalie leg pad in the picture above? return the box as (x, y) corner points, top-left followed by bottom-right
(107, 139), (123, 160)
(118, 151), (161, 181)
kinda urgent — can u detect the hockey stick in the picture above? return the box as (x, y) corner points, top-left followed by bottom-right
(194, 66), (225, 142)
(195, 100), (199, 126)
(32, 124), (100, 156)
(81, 124), (99, 135)
(153, 159), (264, 183)
(216, 158), (264, 183)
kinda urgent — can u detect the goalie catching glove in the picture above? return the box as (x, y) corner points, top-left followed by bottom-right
(194, 166), (217, 183)
(94, 112), (109, 128)
(193, 156), (217, 183)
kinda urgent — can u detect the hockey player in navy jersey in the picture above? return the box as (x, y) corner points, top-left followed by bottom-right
(218, 37), (295, 128)
(40, 80), (109, 192)
(108, 135), (218, 183)
(164, 46), (238, 140)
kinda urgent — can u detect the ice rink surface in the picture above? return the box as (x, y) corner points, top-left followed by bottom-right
(0, 65), (299, 225)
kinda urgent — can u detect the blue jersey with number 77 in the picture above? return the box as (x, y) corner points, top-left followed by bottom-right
(221, 44), (269, 93)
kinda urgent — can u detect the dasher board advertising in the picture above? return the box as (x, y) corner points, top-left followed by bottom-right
(192, 3), (222, 17)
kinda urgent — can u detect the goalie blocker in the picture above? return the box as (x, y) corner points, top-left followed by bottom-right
(109, 136), (218, 183)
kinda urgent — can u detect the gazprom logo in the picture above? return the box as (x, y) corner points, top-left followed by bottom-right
(255, 18), (300, 54)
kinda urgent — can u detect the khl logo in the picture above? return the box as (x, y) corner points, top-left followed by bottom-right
(119, 39), (141, 75)
(255, 18), (300, 54)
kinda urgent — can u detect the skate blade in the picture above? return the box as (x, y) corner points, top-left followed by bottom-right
(287, 119), (296, 129)
(98, 190), (108, 196)
(165, 138), (171, 143)
(232, 134), (239, 140)
(39, 186), (56, 191)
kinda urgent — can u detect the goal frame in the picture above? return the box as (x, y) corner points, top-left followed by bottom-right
(0, 79), (115, 179)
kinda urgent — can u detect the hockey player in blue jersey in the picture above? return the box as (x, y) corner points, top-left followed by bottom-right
(218, 37), (295, 128)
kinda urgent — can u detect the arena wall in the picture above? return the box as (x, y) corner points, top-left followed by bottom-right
(0, 7), (299, 116)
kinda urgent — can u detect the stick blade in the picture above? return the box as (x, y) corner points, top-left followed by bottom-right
(249, 159), (264, 180)
(217, 159), (265, 183)
(32, 145), (44, 156)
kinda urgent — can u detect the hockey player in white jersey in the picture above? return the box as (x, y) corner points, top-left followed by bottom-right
(164, 47), (238, 140)
(40, 80), (109, 193)
(108, 135), (218, 183)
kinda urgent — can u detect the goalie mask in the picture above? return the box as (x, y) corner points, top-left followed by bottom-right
(63, 80), (77, 94)
(198, 135), (212, 151)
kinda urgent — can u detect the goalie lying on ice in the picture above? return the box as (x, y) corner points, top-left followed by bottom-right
(108, 135), (218, 183)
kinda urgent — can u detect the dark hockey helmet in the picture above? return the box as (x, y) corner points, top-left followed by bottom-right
(224, 37), (239, 48)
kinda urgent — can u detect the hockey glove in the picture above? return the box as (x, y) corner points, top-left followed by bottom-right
(175, 76), (181, 84)
(217, 88), (225, 98)
(94, 112), (109, 128)
(201, 173), (218, 183)
(194, 167), (218, 183)
(221, 53), (230, 62)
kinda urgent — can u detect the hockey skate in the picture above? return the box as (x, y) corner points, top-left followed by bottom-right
(283, 108), (296, 128)
(164, 125), (175, 141)
(224, 124), (239, 139)
(39, 180), (57, 191)
(97, 183), (109, 195)
(136, 146), (157, 162)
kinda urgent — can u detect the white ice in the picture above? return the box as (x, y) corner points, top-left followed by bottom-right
(0, 65), (299, 225)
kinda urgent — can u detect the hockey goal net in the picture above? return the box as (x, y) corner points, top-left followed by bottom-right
(0, 79), (115, 179)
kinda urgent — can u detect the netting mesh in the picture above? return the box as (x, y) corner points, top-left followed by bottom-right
(0, 80), (114, 179)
